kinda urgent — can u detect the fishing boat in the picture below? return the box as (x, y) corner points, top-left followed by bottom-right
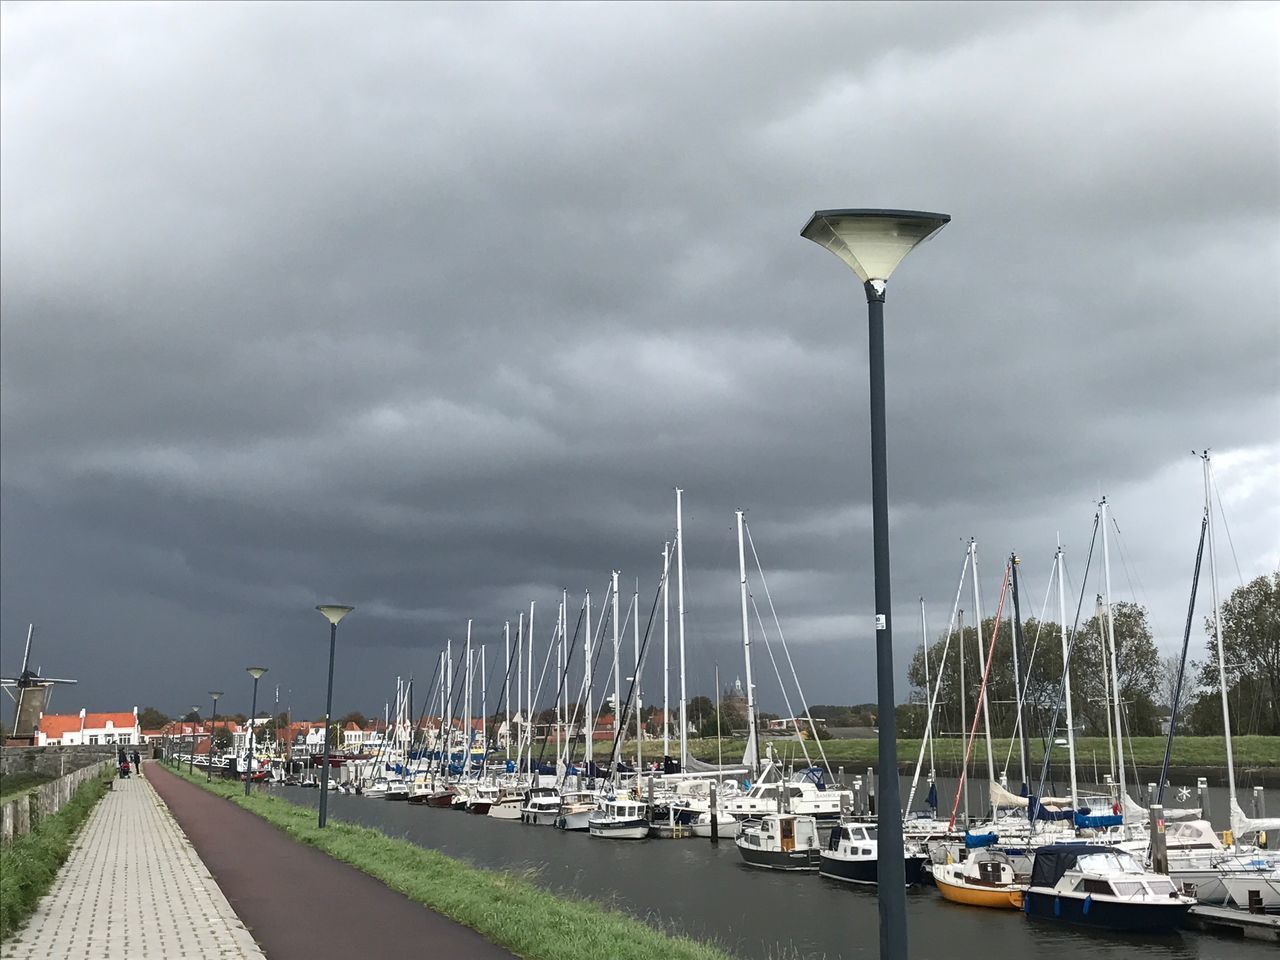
(1022, 844), (1194, 932)
(818, 821), (925, 886)
(932, 848), (1024, 908)
(736, 812), (821, 871)
(588, 797), (651, 840)
(406, 780), (435, 805)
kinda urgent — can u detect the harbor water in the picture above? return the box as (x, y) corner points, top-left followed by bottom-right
(271, 777), (1269, 960)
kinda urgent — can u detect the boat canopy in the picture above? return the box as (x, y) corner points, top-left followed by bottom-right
(1164, 819), (1223, 848)
(1029, 844), (1113, 887)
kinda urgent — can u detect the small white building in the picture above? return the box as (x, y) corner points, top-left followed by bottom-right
(37, 708), (141, 746)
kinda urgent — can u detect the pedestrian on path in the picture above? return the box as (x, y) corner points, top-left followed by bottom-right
(132, 749), (142, 775)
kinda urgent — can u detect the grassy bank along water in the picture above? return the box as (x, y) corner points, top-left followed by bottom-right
(170, 766), (736, 960)
(0, 772), (55, 803)
(683, 735), (1279, 769)
(0, 771), (110, 939)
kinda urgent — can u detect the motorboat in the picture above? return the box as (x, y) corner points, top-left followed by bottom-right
(382, 777), (410, 801)
(488, 791), (524, 820)
(521, 787), (562, 825)
(1023, 844), (1194, 932)
(466, 782), (500, 815)
(554, 791), (599, 831)
(690, 810), (741, 839)
(721, 765), (852, 822)
(819, 821), (924, 887)
(588, 797), (651, 840)
(932, 847), (1024, 908)
(363, 777), (390, 798)
(736, 813), (821, 871)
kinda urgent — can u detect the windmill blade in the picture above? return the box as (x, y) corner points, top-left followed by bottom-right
(33, 678), (77, 685)
(20, 624), (34, 676)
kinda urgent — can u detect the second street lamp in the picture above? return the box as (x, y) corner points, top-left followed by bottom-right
(315, 603), (355, 828)
(801, 208), (949, 960)
(245, 667), (268, 796)
(208, 691), (223, 782)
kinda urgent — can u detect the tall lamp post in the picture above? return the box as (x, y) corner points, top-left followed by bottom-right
(316, 604), (355, 828)
(187, 706), (200, 775)
(245, 667), (268, 796)
(208, 691), (223, 782)
(801, 208), (949, 960)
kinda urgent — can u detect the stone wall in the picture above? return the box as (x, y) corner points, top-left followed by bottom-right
(0, 758), (113, 844)
(1, 744), (151, 778)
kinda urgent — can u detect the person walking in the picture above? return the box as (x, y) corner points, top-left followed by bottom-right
(131, 749), (142, 776)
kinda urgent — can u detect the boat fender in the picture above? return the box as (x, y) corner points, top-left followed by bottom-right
(1082, 895), (1092, 916)
(1053, 897), (1061, 917)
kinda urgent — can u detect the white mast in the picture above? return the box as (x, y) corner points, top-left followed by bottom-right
(464, 621), (472, 775)
(1100, 497), (1128, 826)
(919, 597), (935, 781)
(480, 644), (487, 771)
(634, 578), (642, 771)
(444, 641), (452, 776)
(584, 590), (593, 769)
(612, 571), (622, 758)
(676, 488), (689, 769)
(662, 541), (671, 760)
(504, 621), (511, 760)
(958, 607), (968, 824)
(556, 594), (565, 772)
(1056, 541), (1079, 810)
(736, 510), (759, 775)
(969, 539), (997, 800)
(527, 602), (535, 768)
(1203, 453), (1237, 807)
(516, 612), (524, 771)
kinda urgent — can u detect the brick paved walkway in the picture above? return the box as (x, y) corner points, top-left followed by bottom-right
(2, 772), (265, 960)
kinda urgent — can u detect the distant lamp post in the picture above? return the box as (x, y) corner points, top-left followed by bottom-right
(245, 667), (268, 796)
(208, 691), (224, 782)
(316, 604), (355, 828)
(188, 706), (200, 775)
(801, 208), (949, 960)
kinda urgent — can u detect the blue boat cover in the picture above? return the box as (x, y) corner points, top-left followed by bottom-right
(1028, 797), (1075, 822)
(926, 783), (938, 810)
(965, 832), (999, 848)
(1073, 812), (1122, 828)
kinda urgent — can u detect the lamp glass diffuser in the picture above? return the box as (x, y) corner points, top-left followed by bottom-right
(800, 209), (949, 283)
(210, 691), (223, 701)
(247, 667), (268, 680)
(316, 604), (355, 626)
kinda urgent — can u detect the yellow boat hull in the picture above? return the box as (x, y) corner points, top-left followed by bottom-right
(934, 869), (1024, 909)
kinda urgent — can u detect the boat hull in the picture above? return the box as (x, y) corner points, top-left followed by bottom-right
(691, 818), (741, 839)
(933, 866), (1023, 908)
(467, 801), (493, 815)
(589, 818), (651, 840)
(1023, 890), (1190, 932)
(737, 846), (821, 871)
(488, 801), (523, 820)
(426, 792), (456, 808)
(521, 808), (560, 825)
(1222, 875), (1280, 911)
(554, 809), (594, 831)
(819, 852), (925, 887)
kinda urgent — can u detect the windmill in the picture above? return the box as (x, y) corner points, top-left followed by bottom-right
(2, 625), (78, 744)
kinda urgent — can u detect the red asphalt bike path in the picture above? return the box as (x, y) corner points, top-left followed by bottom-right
(147, 761), (516, 960)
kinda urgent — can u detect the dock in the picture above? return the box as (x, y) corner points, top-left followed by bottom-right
(1185, 904), (1280, 943)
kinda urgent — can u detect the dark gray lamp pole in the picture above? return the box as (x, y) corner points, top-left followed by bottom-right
(316, 604), (355, 827)
(801, 208), (949, 960)
(208, 691), (223, 782)
(245, 668), (267, 796)
(188, 706), (200, 775)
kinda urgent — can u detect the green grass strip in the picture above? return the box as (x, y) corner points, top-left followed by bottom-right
(0, 773), (56, 803)
(0, 773), (111, 940)
(170, 766), (736, 960)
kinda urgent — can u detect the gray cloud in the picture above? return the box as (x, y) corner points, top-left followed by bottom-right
(2, 1), (1277, 722)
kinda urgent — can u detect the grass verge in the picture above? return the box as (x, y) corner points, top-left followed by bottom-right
(167, 765), (736, 960)
(0, 772), (110, 939)
(0, 773), (55, 803)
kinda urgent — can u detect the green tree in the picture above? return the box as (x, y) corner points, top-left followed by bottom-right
(138, 707), (170, 729)
(180, 709), (200, 723)
(1194, 572), (1280, 736)
(339, 711), (368, 728)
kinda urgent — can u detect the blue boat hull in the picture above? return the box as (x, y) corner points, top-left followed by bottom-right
(1023, 890), (1190, 932)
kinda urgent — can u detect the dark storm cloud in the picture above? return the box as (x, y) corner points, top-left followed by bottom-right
(2, 1), (1277, 721)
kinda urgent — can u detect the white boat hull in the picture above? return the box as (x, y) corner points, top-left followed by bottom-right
(589, 818), (650, 840)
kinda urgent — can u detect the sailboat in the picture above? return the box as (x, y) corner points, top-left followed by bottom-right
(932, 847), (1024, 908)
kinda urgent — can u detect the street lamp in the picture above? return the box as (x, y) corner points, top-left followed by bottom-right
(188, 706), (200, 775)
(802, 208), (949, 960)
(208, 691), (223, 782)
(316, 604), (354, 828)
(245, 667), (268, 796)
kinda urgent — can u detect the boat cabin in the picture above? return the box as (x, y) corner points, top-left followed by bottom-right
(830, 823), (877, 855)
(1031, 846), (1180, 898)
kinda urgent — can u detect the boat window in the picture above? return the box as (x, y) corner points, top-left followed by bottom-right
(1076, 878), (1112, 895)
(788, 787), (804, 798)
(1077, 852), (1143, 876)
(865, 827), (878, 840)
(1145, 878), (1177, 896)
(862, 848), (873, 857)
(1112, 881), (1144, 898)
(846, 828), (864, 841)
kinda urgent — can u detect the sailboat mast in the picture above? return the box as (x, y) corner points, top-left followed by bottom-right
(1009, 554), (1031, 790)
(634, 579), (642, 771)
(968, 539), (997, 798)
(736, 510), (759, 775)
(1100, 497), (1128, 825)
(958, 607), (968, 824)
(1056, 542), (1079, 809)
(555, 598), (563, 771)
(444, 642), (452, 776)
(585, 591), (594, 769)
(716, 664), (723, 770)
(919, 598), (935, 780)
(676, 487), (689, 770)
(1203, 453), (1237, 805)
(480, 644), (487, 772)
(527, 602), (535, 768)
(504, 622), (511, 760)
(611, 571), (621, 765)
(662, 542), (671, 761)
(516, 612), (524, 771)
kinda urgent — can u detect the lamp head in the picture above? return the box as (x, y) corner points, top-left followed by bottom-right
(247, 667), (268, 680)
(316, 604), (355, 626)
(801, 209), (949, 284)
(210, 691), (223, 702)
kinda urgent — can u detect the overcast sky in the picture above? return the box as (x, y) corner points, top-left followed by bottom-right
(3, 1), (1277, 726)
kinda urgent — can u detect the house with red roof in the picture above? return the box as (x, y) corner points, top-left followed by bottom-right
(37, 708), (141, 746)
